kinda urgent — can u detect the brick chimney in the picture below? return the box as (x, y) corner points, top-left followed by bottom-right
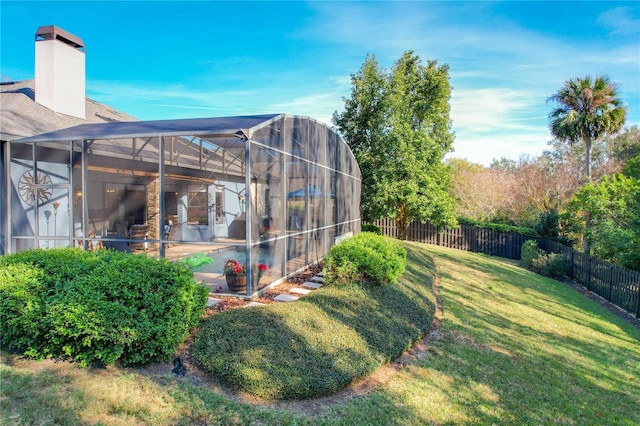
(35, 25), (86, 119)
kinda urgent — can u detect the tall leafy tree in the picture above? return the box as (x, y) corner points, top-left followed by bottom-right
(547, 75), (627, 182)
(605, 125), (640, 164)
(333, 51), (456, 239)
(564, 173), (640, 271)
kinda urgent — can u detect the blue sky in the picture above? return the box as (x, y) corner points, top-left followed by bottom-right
(1, 1), (639, 165)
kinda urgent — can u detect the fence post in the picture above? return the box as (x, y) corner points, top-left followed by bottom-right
(636, 277), (640, 318)
(608, 264), (614, 302)
(586, 256), (592, 291)
(570, 250), (575, 280)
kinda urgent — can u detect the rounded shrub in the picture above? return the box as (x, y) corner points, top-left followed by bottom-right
(324, 232), (406, 287)
(532, 252), (569, 280)
(521, 239), (542, 269)
(0, 248), (209, 366)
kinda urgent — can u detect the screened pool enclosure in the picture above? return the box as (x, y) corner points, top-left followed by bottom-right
(7, 114), (361, 297)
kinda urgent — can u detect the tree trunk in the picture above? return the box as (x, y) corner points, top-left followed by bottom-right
(585, 135), (592, 182)
(395, 203), (410, 240)
(583, 135), (592, 253)
(583, 211), (591, 254)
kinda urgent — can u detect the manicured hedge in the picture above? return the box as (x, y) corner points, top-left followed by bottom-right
(0, 248), (209, 366)
(324, 232), (407, 287)
(458, 217), (538, 237)
(192, 241), (435, 400)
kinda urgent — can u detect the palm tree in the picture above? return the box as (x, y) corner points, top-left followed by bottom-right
(548, 75), (627, 182)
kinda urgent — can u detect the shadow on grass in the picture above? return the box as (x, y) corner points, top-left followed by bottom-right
(421, 245), (640, 424)
(433, 245), (639, 340)
(0, 361), (85, 425)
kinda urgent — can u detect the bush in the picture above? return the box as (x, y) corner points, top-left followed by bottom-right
(324, 232), (406, 287)
(0, 248), (209, 366)
(361, 223), (382, 234)
(532, 252), (569, 280)
(521, 240), (542, 269)
(521, 240), (568, 280)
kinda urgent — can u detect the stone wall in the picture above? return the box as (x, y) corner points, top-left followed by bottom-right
(146, 176), (160, 246)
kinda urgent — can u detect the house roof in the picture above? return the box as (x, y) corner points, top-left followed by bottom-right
(13, 113), (283, 144)
(0, 79), (137, 141)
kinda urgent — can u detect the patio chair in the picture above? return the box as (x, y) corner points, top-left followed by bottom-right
(164, 220), (176, 247)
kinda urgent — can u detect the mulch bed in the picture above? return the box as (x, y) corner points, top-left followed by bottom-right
(203, 264), (323, 316)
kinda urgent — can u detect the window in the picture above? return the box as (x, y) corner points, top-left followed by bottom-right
(187, 185), (208, 225)
(215, 186), (224, 224)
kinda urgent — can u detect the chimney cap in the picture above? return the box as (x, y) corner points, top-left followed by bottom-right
(35, 25), (85, 51)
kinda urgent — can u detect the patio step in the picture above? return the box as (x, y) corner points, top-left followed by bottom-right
(301, 281), (323, 289)
(207, 297), (222, 308)
(273, 294), (300, 302)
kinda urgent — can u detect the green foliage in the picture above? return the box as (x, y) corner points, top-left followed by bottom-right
(533, 209), (560, 240)
(565, 174), (640, 271)
(520, 240), (542, 269)
(0, 264), (46, 351)
(521, 240), (569, 280)
(532, 209), (573, 245)
(333, 51), (457, 237)
(605, 125), (640, 162)
(0, 248), (209, 366)
(324, 232), (407, 287)
(458, 217), (538, 237)
(532, 252), (569, 280)
(361, 223), (382, 234)
(192, 242), (434, 400)
(623, 152), (640, 179)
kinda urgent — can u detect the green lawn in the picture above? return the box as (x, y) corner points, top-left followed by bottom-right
(2, 242), (639, 425)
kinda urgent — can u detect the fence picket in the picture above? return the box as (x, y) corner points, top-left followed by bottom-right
(374, 219), (640, 318)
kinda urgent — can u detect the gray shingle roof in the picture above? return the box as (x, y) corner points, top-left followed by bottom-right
(0, 80), (137, 141)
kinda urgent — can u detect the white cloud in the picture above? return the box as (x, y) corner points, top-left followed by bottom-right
(597, 6), (640, 36)
(448, 132), (550, 167)
(451, 88), (538, 129)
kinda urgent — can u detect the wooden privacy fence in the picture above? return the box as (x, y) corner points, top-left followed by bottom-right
(374, 218), (640, 318)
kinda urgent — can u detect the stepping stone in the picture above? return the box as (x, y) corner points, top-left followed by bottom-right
(290, 287), (312, 295)
(207, 298), (222, 307)
(273, 294), (300, 302)
(302, 281), (323, 289)
(243, 302), (266, 308)
(316, 272), (324, 277)
(310, 276), (324, 283)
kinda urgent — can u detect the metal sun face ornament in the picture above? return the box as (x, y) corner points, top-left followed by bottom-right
(18, 170), (52, 205)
